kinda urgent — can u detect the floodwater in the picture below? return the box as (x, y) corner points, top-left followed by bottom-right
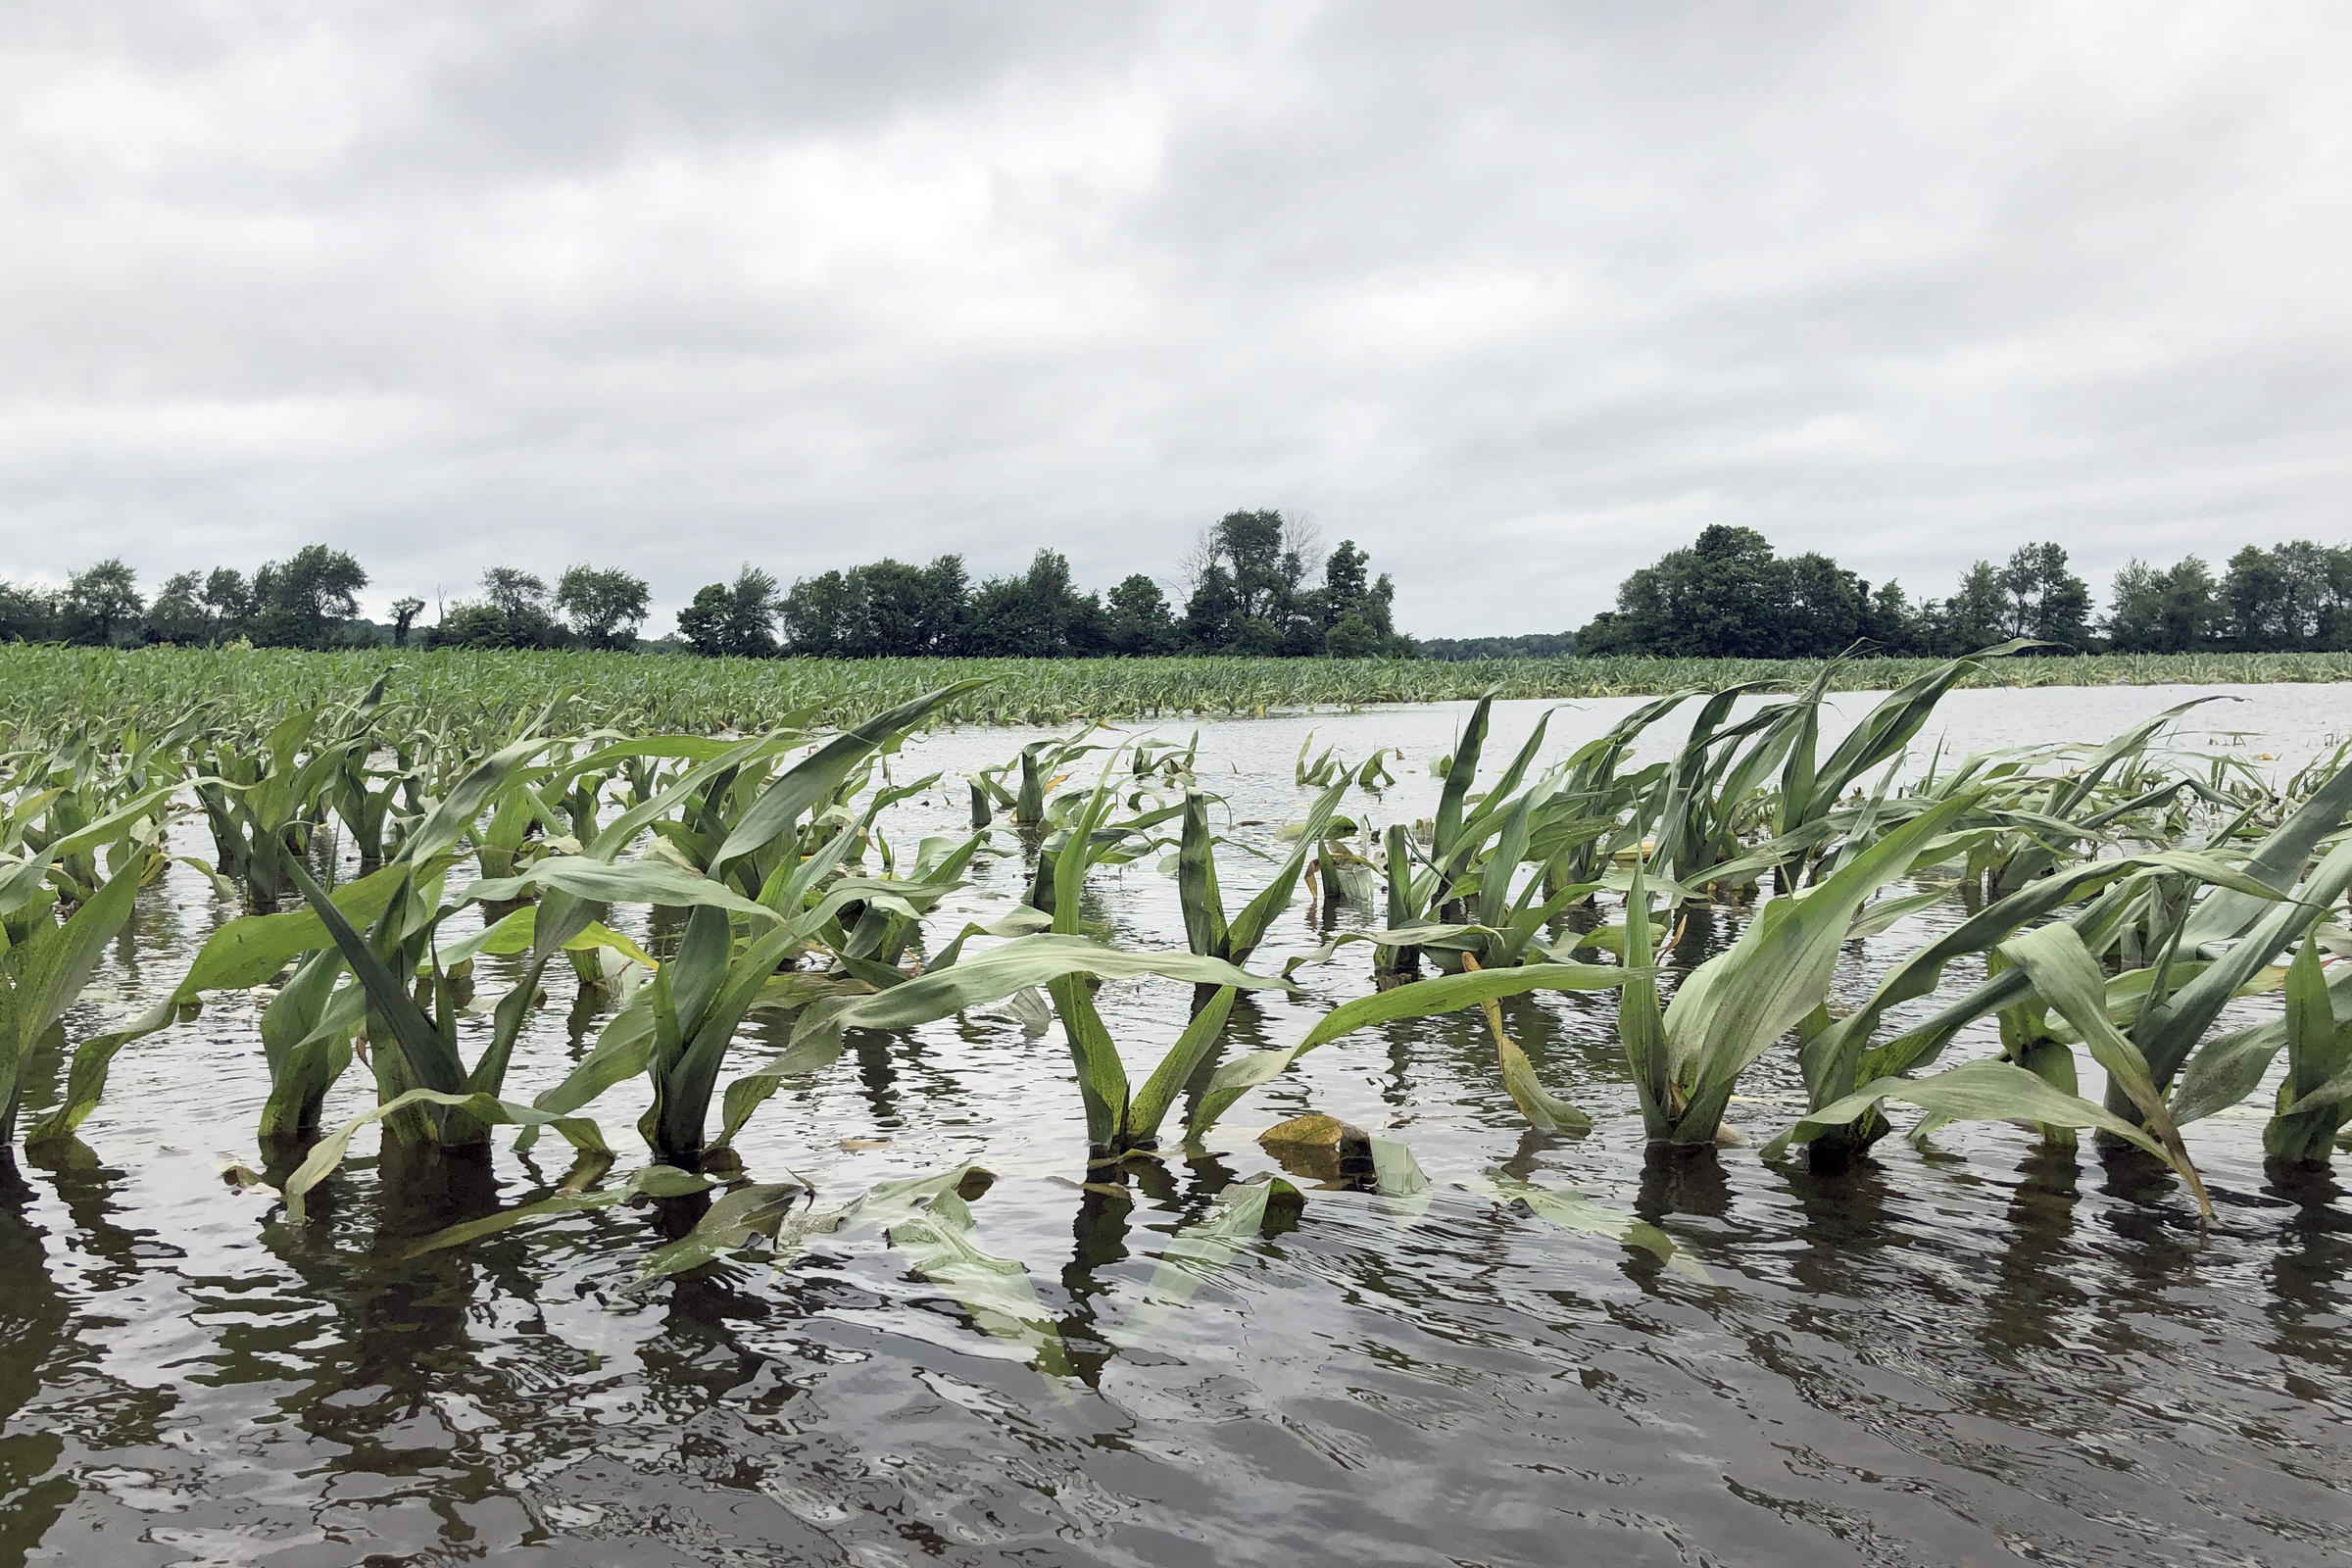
(5, 683), (2351, 1567)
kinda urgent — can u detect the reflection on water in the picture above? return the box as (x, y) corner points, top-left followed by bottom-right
(2, 687), (2350, 1565)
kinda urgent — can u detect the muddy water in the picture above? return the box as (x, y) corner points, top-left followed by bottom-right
(4, 684), (2350, 1566)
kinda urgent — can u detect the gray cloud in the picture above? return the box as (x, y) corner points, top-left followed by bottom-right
(1, 1), (2346, 634)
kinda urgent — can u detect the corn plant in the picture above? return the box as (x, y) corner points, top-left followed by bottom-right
(0, 851), (156, 1149)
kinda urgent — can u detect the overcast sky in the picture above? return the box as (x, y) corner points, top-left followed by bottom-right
(3, 3), (2346, 636)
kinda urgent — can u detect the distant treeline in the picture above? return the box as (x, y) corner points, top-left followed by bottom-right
(0, 547), (652, 653)
(0, 546), (384, 651)
(0, 509), (1414, 660)
(17, 514), (2337, 663)
(1418, 633), (1576, 662)
(1577, 526), (2352, 658)
(678, 511), (1408, 659)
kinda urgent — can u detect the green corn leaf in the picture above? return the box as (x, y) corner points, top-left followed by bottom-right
(1047, 974), (1130, 1147)
(1125, 1174), (1303, 1334)
(468, 858), (784, 925)
(28, 859), (429, 1147)
(1996, 922), (2212, 1214)
(1663, 794), (1975, 1134)
(1175, 791), (1229, 958)
(2179, 752), (2352, 953)
(397, 1164), (718, 1260)
(0, 853), (153, 1143)
(1765, 1056), (2169, 1164)
(1225, 777), (1350, 961)
(1189, 962), (1633, 1139)
(628, 1180), (812, 1287)
(1462, 1174), (1707, 1282)
(710, 681), (989, 871)
(886, 1190), (1073, 1376)
(282, 858), (466, 1100)
(716, 936), (1290, 1149)
(1126, 984), (1239, 1145)
(403, 736), (554, 865)
(2263, 935), (2352, 1161)
(280, 1088), (610, 1223)
(1432, 694), (1494, 859)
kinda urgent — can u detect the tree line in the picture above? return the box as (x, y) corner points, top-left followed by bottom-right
(675, 512), (1405, 659)
(0, 547), (653, 653)
(18, 514), (2342, 661)
(0, 546), (379, 651)
(1577, 526), (2352, 657)
(0, 509), (1411, 659)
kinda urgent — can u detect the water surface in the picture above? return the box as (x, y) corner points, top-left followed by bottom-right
(6, 684), (2350, 1566)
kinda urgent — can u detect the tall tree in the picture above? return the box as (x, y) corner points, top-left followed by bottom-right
(777, 568), (861, 657)
(722, 565), (781, 657)
(1780, 552), (1871, 658)
(555, 564), (651, 650)
(432, 566), (561, 650)
(251, 545), (368, 649)
(147, 571), (209, 644)
(1179, 564), (1242, 652)
(61, 559), (142, 646)
(1104, 573), (1175, 656)
(1932, 562), (2010, 654)
(0, 581), (57, 643)
(676, 584), (736, 657)
(1994, 542), (2092, 647)
(1184, 509), (1323, 653)
(967, 550), (1104, 658)
(2106, 557), (2224, 653)
(202, 568), (254, 641)
(1863, 580), (1922, 655)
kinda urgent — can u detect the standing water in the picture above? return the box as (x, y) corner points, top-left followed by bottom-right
(5, 684), (2350, 1566)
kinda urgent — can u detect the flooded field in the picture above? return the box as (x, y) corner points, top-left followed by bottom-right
(6, 682), (2351, 1567)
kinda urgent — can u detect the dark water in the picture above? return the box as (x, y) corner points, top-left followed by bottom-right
(6, 685), (2351, 1566)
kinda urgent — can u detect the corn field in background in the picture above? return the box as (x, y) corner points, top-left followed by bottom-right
(5, 644), (2352, 733)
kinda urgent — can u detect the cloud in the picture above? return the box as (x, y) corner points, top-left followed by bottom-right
(1, 1), (2346, 633)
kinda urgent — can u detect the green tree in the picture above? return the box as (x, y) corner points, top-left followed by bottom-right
(1184, 510), (1322, 652)
(1104, 573), (1174, 656)
(778, 568), (862, 657)
(1581, 525), (1789, 657)
(716, 565), (779, 657)
(855, 561), (928, 656)
(1996, 542), (2092, 648)
(428, 566), (559, 650)
(61, 558), (143, 646)
(0, 581), (58, 642)
(676, 583), (736, 657)
(487, 566), (560, 647)
(1862, 580), (1922, 655)
(1321, 539), (1370, 621)
(914, 555), (971, 655)
(389, 596), (426, 649)
(966, 550), (1104, 657)
(1929, 562), (2009, 654)
(2155, 558), (2224, 652)
(1781, 552), (1870, 657)
(2106, 557), (2223, 653)
(1180, 563), (1241, 651)
(251, 545), (368, 649)
(202, 568), (254, 641)
(1324, 613), (1389, 658)
(147, 571), (209, 644)
(429, 602), (512, 650)
(554, 564), (651, 650)
(2105, 559), (2167, 653)
(2237, 541), (2352, 650)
